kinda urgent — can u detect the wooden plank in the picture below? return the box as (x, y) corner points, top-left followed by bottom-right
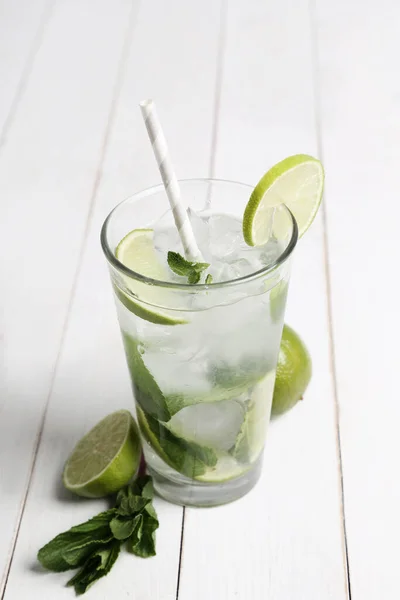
(0, 0), (51, 136)
(0, 0), (135, 592)
(177, 1), (349, 598)
(314, 1), (400, 598)
(2, 1), (223, 598)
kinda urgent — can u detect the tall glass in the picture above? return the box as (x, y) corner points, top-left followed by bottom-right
(101, 179), (297, 506)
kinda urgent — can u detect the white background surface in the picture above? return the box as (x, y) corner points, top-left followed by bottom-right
(0, 0), (398, 598)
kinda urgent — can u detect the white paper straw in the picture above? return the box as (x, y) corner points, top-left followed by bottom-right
(139, 99), (202, 261)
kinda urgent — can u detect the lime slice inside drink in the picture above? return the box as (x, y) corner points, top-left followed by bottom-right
(63, 410), (141, 498)
(243, 154), (324, 246)
(137, 407), (217, 479)
(123, 333), (259, 422)
(138, 407), (248, 484)
(231, 370), (276, 463)
(115, 229), (187, 326)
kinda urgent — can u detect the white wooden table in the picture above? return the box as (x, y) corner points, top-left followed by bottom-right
(1, 1), (399, 598)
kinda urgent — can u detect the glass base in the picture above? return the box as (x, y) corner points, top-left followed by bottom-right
(148, 454), (263, 507)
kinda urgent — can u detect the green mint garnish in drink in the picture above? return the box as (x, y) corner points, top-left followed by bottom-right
(38, 475), (159, 595)
(167, 250), (210, 284)
(103, 150), (323, 504)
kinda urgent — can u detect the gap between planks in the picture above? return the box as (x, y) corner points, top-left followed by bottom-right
(175, 0), (228, 596)
(0, 1), (140, 596)
(309, 0), (352, 598)
(0, 0), (55, 148)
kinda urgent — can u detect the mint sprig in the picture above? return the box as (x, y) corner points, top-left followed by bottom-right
(167, 251), (211, 284)
(37, 476), (158, 595)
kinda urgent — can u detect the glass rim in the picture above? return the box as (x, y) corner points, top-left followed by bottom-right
(100, 178), (298, 291)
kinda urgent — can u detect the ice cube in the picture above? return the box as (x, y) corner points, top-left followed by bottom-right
(187, 208), (213, 262)
(152, 209), (184, 282)
(208, 214), (243, 258)
(168, 399), (246, 451)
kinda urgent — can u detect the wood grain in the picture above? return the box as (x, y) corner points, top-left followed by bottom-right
(178, 1), (349, 597)
(0, 0), (52, 137)
(2, 1), (223, 598)
(0, 0), (135, 592)
(314, 1), (400, 598)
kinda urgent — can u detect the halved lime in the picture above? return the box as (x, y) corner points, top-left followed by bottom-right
(243, 154), (324, 245)
(63, 410), (141, 498)
(115, 229), (187, 326)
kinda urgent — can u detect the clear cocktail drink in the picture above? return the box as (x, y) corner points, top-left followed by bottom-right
(101, 179), (297, 506)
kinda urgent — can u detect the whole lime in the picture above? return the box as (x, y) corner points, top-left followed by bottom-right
(272, 325), (312, 416)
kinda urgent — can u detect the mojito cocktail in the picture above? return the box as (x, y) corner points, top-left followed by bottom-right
(102, 179), (298, 506)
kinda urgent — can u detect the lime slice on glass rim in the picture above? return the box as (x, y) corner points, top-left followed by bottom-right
(63, 410), (141, 498)
(243, 154), (324, 246)
(115, 228), (187, 326)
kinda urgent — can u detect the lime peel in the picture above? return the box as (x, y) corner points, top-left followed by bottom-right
(115, 229), (188, 326)
(243, 154), (324, 246)
(63, 410), (141, 498)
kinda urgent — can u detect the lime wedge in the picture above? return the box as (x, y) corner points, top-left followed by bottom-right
(115, 229), (187, 326)
(63, 410), (141, 498)
(243, 154), (324, 245)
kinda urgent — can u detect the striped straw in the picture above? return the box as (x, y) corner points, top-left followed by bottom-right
(139, 99), (202, 262)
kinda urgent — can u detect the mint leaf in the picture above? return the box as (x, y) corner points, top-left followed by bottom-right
(167, 251), (210, 285)
(37, 510), (116, 572)
(188, 270), (200, 284)
(141, 479), (155, 500)
(38, 477), (159, 594)
(67, 540), (121, 595)
(126, 514), (144, 553)
(62, 536), (114, 568)
(192, 262), (210, 274)
(110, 517), (137, 541)
(122, 334), (171, 421)
(115, 486), (129, 507)
(143, 411), (217, 478)
(69, 511), (116, 534)
(131, 530), (156, 558)
(128, 511), (158, 558)
(144, 503), (158, 525)
(205, 273), (213, 284)
(167, 251), (193, 276)
(116, 495), (149, 517)
(130, 475), (154, 498)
